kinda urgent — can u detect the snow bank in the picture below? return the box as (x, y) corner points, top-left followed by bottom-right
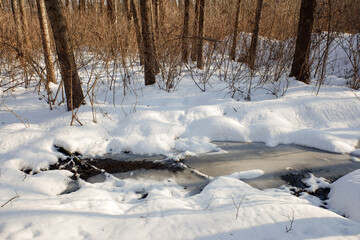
(0, 175), (359, 239)
(328, 169), (360, 223)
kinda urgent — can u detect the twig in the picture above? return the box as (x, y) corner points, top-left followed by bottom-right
(1, 194), (20, 207)
(282, 210), (295, 233)
(0, 102), (30, 128)
(232, 194), (246, 220)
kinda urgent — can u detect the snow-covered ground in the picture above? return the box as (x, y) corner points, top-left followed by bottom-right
(1, 34), (360, 239)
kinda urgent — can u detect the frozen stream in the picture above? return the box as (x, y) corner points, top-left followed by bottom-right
(84, 142), (360, 193)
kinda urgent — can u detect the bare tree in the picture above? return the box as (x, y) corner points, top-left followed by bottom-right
(230, 0), (241, 61)
(19, 0), (31, 52)
(248, 0), (263, 70)
(36, 0), (56, 84)
(191, 0), (200, 62)
(181, 0), (190, 63)
(196, 0), (205, 69)
(130, 0), (144, 64)
(140, 0), (157, 85)
(44, 0), (85, 111)
(79, 0), (85, 12)
(11, 0), (29, 86)
(290, 0), (316, 84)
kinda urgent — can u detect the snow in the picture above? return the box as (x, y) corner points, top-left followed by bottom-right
(302, 173), (330, 193)
(327, 169), (360, 223)
(1, 33), (360, 239)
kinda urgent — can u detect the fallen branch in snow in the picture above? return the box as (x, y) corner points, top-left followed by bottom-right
(1, 193), (20, 207)
(0, 102), (30, 128)
(54, 145), (104, 178)
(232, 194), (246, 220)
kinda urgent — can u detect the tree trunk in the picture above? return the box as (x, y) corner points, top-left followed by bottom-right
(196, 0), (205, 69)
(191, 0), (200, 62)
(79, 0), (85, 12)
(107, 0), (116, 24)
(11, 0), (29, 86)
(19, 0), (31, 52)
(181, 0), (190, 63)
(11, 0), (24, 53)
(290, 0), (316, 84)
(139, 0), (157, 85)
(65, 0), (70, 9)
(230, 0), (241, 61)
(130, 0), (144, 64)
(152, 0), (159, 37)
(248, 0), (263, 70)
(44, 0), (84, 111)
(36, 0), (56, 84)
(123, 0), (132, 26)
(99, 0), (104, 13)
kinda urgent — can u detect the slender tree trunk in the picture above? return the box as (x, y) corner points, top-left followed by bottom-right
(248, 0), (263, 70)
(130, 0), (144, 64)
(44, 0), (85, 111)
(139, 0), (157, 85)
(107, 0), (116, 24)
(11, 0), (29, 86)
(196, 0), (205, 69)
(65, 0), (70, 9)
(148, 0), (159, 73)
(230, 0), (241, 61)
(290, 0), (316, 84)
(11, 0), (24, 53)
(191, 0), (200, 62)
(123, 0), (132, 26)
(152, 0), (159, 37)
(99, 0), (104, 14)
(79, 0), (85, 12)
(19, 0), (30, 52)
(36, 0), (56, 84)
(181, 0), (190, 63)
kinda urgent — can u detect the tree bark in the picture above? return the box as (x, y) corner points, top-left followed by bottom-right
(11, 0), (24, 53)
(44, 0), (84, 111)
(99, 0), (104, 13)
(152, 0), (159, 37)
(79, 0), (85, 12)
(139, 0), (157, 85)
(230, 0), (241, 61)
(191, 0), (200, 62)
(181, 0), (190, 63)
(248, 0), (263, 70)
(123, 0), (132, 26)
(290, 0), (316, 84)
(196, 0), (205, 69)
(36, 0), (56, 84)
(130, 0), (144, 64)
(19, 0), (31, 52)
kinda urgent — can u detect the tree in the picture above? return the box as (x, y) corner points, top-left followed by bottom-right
(19, 0), (31, 52)
(181, 0), (190, 63)
(139, 0), (157, 85)
(191, 0), (200, 62)
(36, 0), (56, 85)
(11, 0), (29, 86)
(230, 0), (241, 61)
(290, 0), (316, 84)
(248, 0), (263, 70)
(196, 0), (205, 69)
(129, 0), (144, 64)
(44, 0), (84, 111)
